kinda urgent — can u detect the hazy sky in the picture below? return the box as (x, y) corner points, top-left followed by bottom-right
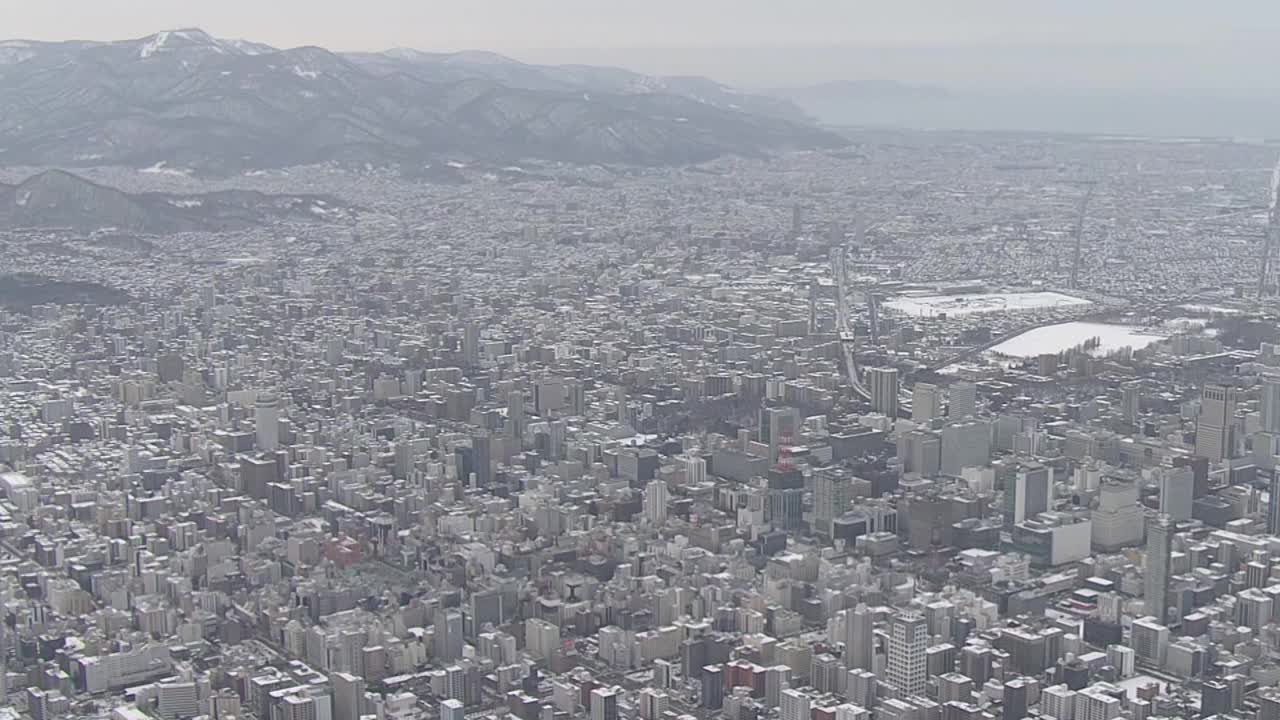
(6, 0), (1278, 89)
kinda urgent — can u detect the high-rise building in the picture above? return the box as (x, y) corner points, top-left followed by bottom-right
(1131, 616), (1169, 667)
(1195, 383), (1237, 460)
(1121, 382), (1141, 425)
(1091, 478), (1145, 550)
(332, 673), (364, 720)
(507, 389), (525, 450)
(1006, 463), (1051, 525)
(940, 420), (992, 476)
(1262, 379), (1280, 433)
(590, 687), (619, 720)
(525, 618), (560, 659)
(638, 688), (670, 720)
(1157, 467), (1194, 520)
(440, 699), (465, 720)
(683, 455), (707, 485)
(845, 603), (874, 671)
(462, 320), (480, 366)
(1002, 677), (1031, 720)
(471, 431), (492, 487)
(781, 689), (811, 720)
(869, 367), (900, 419)
(1258, 691), (1280, 720)
(255, 391), (280, 452)
(813, 467), (853, 537)
(763, 406), (800, 465)
(157, 681), (199, 720)
(1078, 687), (1122, 720)
(887, 612), (928, 698)
(949, 382), (978, 420)
(434, 608), (464, 662)
(1235, 588), (1273, 630)
(912, 382), (943, 422)
(1269, 470), (1280, 536)
(1042, 685), (1076, 720)
(1144, 515), (1173, 625)
(700, 665), (724, 709)
(644, 480), (669, 526)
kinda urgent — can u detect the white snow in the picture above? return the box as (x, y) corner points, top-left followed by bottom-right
(167, 199), (203, 208)
(582, 93), (591, 102)
(140, 161), (191, 177)
(885, 291), (1091, 317)
(989, 322), (1165, 358)
(446, 161), (466, 169)
(224, 38), (268, 55)
(292, 65), (319, 80)
(15, 191), (30, 207)
(139, 31), (170, 58)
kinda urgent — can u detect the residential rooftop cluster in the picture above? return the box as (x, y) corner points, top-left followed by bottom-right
(2, 130), (1280, 720)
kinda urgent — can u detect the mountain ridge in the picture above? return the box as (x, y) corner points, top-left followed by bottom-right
(0, 169), (351, 233)
(0, 29), (842, 173)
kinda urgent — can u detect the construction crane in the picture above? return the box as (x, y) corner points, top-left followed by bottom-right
(1068, 181), (1097, 291)
(1258, 155), (1280, 298)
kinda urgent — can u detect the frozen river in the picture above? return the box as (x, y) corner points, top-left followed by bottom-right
(885, 291), (1091, 317)
(990, 322), (1166, 357)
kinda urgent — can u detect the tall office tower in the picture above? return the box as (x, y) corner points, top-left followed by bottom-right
(1269, 471), (1280, 535)
(1130, 617), (1169, 667)
(157, 682), (199, 720)
(462, 320), (480, 366)
(781, 689), (811, 720)
(644, 480), (669, 526)
(844, 603), (874, 671)
(507, 390), (525, 450)
(940, 420), (992, 476)
(684, 455), (707, 485)
(1157, 467), (1194, 520)
(1006, 463), (1052, 525)
(912, 382), (943, 423)
(869, 368), (900, 419)
(813, 467), (853, 537)
(1195, 383), (1237, 460)
(700, 666), (724, 709)
(949, 382), (978, 420)
(1121, 382), (1142, 424)
(1262, 379), (1280, 433)
(332, 673), (365, 720)
(1002, 677), (1031, 720)
(763, 406), (800, 465)
(590, 687), (619, 720)
(1144, 515), (1174, 625)
(434, 608), (464, 662)
(887, 612), (928, 698)
(1091, 479), (1145, 550)
(255, 392), (280, 452)
(471, 431), (492, 487)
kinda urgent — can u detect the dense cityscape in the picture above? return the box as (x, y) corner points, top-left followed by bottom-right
(4, 20), (1280, 720)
